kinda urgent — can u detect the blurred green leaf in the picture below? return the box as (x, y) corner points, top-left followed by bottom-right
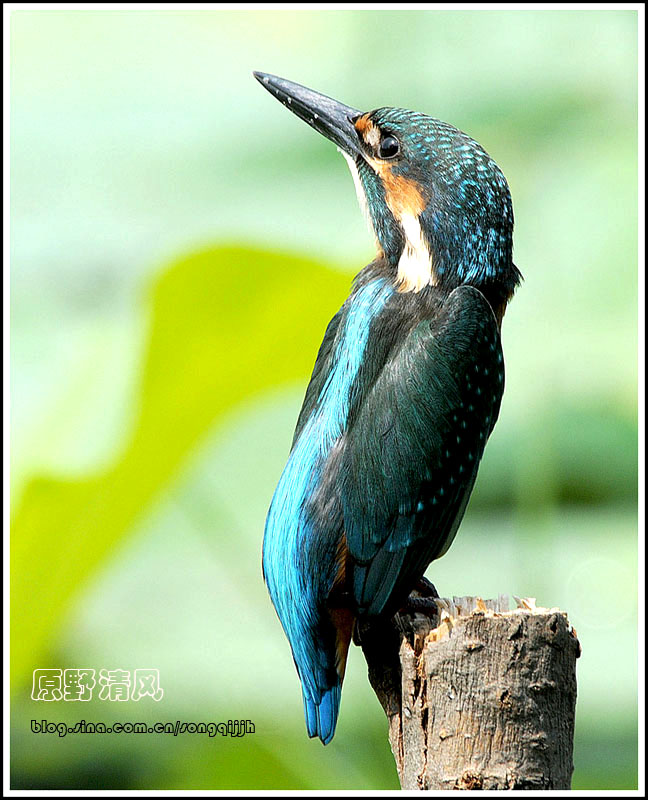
(10, 245), (350, 686)
(469, 402), (638, 511)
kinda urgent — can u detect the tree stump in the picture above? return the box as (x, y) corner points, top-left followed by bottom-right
(358, 595), (581, 790)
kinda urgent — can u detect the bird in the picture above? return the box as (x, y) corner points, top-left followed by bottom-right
(255, 72), (522, 745)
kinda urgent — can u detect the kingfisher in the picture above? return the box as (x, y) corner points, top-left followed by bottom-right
(256, 72), (521, 745)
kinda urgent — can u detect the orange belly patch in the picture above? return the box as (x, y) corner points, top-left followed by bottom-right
(328, 536), (355, 679)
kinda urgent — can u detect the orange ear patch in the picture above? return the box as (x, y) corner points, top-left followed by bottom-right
(367, 157), (426, 221)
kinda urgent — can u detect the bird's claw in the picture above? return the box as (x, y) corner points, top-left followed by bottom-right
(400, 595), (439, 617)
(416, 577), (440, 599)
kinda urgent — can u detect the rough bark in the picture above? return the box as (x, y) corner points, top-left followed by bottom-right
(358, 596), (581, 790)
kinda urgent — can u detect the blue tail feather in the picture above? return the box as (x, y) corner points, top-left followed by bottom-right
(303, 693), (319, 738)
(303, 684), (341, 745)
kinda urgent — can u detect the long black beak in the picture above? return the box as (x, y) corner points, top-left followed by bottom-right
(254, 72), (363, 158)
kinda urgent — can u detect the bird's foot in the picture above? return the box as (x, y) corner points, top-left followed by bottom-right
(400, 595), (439, 616)
(399, 578), (440, 618)
(415, 577), (440, 599)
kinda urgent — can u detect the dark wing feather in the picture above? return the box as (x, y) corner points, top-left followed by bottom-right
(340, 285), (504, 616)
(292, 308), (344, 445)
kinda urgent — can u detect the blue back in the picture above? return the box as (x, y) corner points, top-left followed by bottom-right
(263, 278), (393, 742)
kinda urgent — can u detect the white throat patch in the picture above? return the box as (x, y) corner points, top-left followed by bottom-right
(397, 212), (435, 293)
(339, 150), (379, 248)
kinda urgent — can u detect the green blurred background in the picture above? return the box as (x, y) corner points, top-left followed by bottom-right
(10, 8), (638, 791)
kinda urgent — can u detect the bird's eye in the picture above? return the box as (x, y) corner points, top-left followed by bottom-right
(378, 135), (400, 159)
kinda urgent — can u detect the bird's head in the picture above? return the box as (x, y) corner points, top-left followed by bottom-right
(255, 72), (521, 305)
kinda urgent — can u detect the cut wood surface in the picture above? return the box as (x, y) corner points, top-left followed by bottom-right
(358, 595), (581, 790)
